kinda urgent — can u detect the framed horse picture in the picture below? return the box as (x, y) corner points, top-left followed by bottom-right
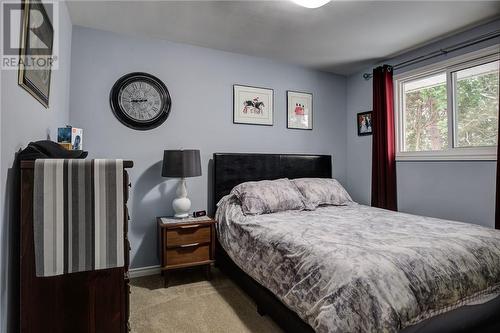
(233, 84), (274, 126)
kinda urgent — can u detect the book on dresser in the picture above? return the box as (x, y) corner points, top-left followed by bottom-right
(19, 160), (133, 333)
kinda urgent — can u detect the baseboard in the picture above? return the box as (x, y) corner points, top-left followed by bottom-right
(129, 265), (161, 278)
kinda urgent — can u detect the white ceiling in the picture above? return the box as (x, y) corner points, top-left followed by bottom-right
(66, 1), (500, 75)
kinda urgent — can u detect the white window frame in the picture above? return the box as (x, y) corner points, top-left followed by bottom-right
(394, 45), (500, 161)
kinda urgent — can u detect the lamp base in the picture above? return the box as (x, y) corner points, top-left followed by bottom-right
(172, 179), (191, 219)
(174, 213), (189, 219)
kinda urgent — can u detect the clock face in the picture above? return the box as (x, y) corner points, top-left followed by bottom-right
(118, 81), (163, 122)
(110, 73), (171, 130)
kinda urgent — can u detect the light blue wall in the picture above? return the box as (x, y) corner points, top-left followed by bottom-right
(346, 19), (500, 228)
(69, 26), (347, 269)
(0, 2), (73, 332)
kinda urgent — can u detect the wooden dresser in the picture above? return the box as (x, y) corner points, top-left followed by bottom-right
(20, 160), (133, 333)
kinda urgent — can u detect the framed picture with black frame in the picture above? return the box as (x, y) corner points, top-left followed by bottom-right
(18, 0), (54, 108)
(287, 91), (313, 130)
(233, 84), (274, 126)
(357, 111), (373, 136)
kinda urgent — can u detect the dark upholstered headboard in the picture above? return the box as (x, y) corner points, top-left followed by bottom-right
(213, 153), (332, 211)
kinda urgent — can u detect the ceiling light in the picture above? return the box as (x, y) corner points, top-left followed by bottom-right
(291, 0), (331, 9)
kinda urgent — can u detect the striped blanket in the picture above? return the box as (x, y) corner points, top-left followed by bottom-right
(34, 159), (125, 277)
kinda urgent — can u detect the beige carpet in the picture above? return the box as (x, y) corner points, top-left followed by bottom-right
(130, 267), (283, 333)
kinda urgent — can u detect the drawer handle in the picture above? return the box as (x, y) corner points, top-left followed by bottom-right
(178, 224), (201, 229)
(179, 243), (200, 248)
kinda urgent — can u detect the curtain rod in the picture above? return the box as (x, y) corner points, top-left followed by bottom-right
(362, 29), (500, 80)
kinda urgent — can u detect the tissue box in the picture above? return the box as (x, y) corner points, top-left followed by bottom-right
(58, 126), (83, 150)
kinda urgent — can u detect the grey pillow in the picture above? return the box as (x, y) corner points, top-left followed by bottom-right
(231, 178), (307, 215)
(292, 178), (353, 208)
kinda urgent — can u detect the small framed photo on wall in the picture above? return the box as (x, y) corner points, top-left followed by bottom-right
(287, 91), (312, 130)
(233, 85), (274, 126)
(357, 111), (373, 136)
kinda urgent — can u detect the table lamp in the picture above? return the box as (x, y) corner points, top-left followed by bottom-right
(162, 149), (201, 218)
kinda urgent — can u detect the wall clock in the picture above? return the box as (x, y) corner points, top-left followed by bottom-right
(110, 72), (171, 130)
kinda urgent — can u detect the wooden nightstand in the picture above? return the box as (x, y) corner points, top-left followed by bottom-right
(157, 216), (216, 287)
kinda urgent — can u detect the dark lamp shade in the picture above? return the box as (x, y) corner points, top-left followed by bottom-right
(162, 150), (201, 178)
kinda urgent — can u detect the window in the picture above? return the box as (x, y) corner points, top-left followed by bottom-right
(402, 73), (448, 152)
(395, 47), (499, 160)
(454, 61), (499, 148)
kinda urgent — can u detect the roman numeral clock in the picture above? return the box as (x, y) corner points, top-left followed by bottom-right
(110, 72), (171, 130)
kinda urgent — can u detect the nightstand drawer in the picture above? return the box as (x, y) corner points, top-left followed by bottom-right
(166, 225), (210, 247)
(166, 244), (210, 266)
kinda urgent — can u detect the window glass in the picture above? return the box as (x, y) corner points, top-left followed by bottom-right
(403, 73), (448, 151)
(455, 60), (499, 148)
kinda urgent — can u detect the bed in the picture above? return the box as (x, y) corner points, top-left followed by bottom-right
(212, 153), (500, 333)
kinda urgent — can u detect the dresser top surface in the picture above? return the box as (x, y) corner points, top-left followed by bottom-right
(21, 160), (134, 169)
